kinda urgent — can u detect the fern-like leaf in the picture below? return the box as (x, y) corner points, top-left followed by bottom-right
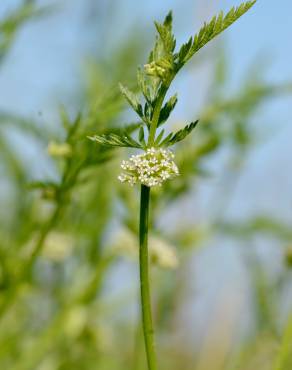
(160, 120), (199, 147)
(178, 1), (256, 66)
(158, 94), (178, 126)
(119, 83), (143, 117)
(88, 133), (142, 149)
(154, 11), (176, 56)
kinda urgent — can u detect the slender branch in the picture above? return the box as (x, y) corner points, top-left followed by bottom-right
(139, 184), (157, 370)
(0, 154), (81, 321)
(0, 203), (62, 322)
(9, 255), (113, 370)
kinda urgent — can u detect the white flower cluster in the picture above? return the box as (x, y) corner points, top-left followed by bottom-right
(118, 147), (179, 187)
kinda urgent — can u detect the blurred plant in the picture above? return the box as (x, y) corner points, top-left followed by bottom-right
(89, 2), (257, 369)
(0, 0), (51, 62)
(1, 0), (292, 369)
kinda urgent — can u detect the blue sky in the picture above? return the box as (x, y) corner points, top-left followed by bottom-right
(0, 0), (291, 115)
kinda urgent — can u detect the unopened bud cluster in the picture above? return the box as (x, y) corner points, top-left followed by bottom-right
(118, 147), (179, 187)
(144, 62), (167, 79)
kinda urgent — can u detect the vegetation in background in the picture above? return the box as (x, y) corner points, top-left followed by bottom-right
(0, 1), (291, 369)
(89, 3), (257, 369)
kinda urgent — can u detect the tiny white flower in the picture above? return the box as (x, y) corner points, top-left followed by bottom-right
(118, 147), (179, 187)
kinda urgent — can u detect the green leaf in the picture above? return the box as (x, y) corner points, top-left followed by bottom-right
(178, 1), (256, 66)
(88, 133), (142, 149)
(138, 126), (146, 146)
(158, 94), (178, 126)
(137, 68), (152, 103)
(119, 83), (143, 117)
(154, 11), (176, 56)
(177, 37), (193, 64)
(148, 10), (176, 72)
(143, 102), (153, 127)
(163, 10), (173, 28)
(154, 129), (165, 145)
(160, 120), (199, 146)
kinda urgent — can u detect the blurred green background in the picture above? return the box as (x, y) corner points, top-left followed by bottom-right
(0, 1), (292, 369)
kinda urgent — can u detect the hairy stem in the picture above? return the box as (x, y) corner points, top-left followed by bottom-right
(139, 184), (157, 370)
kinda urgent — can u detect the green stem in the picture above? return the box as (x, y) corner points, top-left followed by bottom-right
(148, 85), (168, 146)
(139, 184), (157, 370)
(148, 74), (175, 147)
